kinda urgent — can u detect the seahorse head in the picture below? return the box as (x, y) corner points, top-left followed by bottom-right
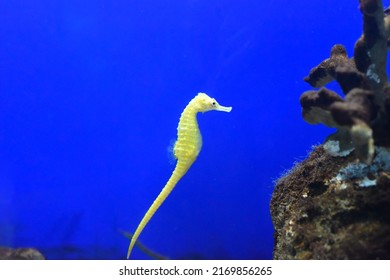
(195, 92), (232, 113)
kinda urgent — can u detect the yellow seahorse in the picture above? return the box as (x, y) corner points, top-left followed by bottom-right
(127, 92), (232, 259)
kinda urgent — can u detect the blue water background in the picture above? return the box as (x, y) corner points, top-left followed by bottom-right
(0, 1), (366, 259)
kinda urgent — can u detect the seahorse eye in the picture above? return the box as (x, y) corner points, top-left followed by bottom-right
(212, 101), (216, 106)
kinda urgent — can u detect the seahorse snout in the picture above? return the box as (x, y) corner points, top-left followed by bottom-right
(215, 104), (232, 112)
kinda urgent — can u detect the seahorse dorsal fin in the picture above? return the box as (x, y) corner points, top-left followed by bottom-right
(167, 139), (178, 163)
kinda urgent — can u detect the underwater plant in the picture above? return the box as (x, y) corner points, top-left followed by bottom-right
(270, 0), (390, 259)
(127, 93), (232, 259)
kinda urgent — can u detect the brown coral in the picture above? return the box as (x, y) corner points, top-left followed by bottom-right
(300, 0), (390, 164)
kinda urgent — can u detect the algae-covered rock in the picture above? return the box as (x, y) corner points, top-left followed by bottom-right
(270, 145), (390, 259)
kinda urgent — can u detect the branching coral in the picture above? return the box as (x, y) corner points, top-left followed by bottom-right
(301, 0), (390, 164)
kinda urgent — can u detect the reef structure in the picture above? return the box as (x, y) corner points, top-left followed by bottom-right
(0, 247), (45, 260)
(271, 0), (390, 259)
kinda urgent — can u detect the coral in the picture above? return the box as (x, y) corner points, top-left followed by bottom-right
(271, 0), (390, 259)
(301, 0), (390, 163)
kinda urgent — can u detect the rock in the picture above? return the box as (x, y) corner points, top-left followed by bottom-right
(270, 145), (390, 259)
(0, 247), (45, 260)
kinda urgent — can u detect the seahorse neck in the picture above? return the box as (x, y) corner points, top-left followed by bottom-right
(180, 101), (200, 125)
